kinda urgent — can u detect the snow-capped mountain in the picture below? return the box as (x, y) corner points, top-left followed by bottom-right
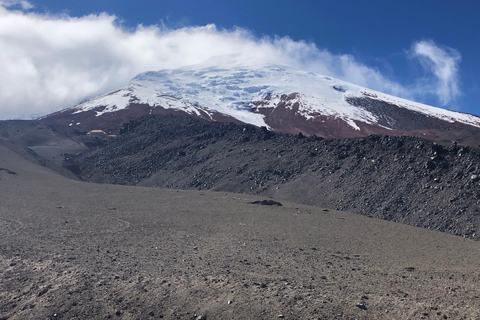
(39, 63), (480, 146)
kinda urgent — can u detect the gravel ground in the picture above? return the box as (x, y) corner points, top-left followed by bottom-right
(2, 143), (480, 319)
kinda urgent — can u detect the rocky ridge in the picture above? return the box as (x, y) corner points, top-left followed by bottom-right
(65, 114), (480, 239)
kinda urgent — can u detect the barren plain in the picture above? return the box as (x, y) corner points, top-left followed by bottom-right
(2, 141), (480, 319)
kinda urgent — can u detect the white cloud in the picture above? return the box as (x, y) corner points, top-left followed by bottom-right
(0, 5), (460, 119)
(0, 0), (33, 10)
(410, 40), (461, 106)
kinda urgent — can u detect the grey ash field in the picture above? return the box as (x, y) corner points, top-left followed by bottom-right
(2, 134), (480, 319)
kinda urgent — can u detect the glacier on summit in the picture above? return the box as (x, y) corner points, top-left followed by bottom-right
(68, 63), (480, 130)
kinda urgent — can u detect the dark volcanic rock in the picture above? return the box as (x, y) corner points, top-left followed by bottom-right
(65, 114), (480, 239)
(249, 200), (283, 206)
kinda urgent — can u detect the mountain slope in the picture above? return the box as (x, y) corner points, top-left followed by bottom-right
(39, 64), (480, 146)
(65, 114), (480, 239)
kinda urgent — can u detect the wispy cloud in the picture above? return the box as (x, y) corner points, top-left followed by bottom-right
(0, 0), (33, 10)
(410, 40), (461, 106)
(0, 5), (461, 119)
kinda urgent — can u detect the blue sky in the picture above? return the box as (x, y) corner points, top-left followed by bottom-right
(1, 0), (480, 119)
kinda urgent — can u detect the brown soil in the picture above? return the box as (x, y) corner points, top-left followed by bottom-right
(1, 142), (480, 319)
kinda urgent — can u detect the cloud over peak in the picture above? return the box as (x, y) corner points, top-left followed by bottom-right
(0, 4), (463, 119)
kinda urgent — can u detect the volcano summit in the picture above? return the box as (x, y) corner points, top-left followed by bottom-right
(40, 64), (480, 147)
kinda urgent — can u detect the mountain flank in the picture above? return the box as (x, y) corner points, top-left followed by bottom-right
(39, 64), (480, 147)
(64, 114), (480, 239)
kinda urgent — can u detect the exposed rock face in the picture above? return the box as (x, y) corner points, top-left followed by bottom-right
(251, 94), (480, 146)
(39, 102), (244, 135)
(65, 114), (480, 239)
